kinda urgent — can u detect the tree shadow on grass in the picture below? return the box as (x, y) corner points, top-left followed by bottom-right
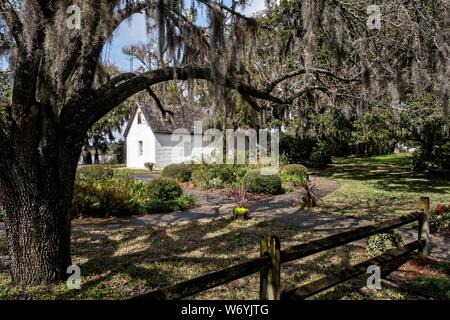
(51, 216), (373, 300)
(316, 165), (450, 195)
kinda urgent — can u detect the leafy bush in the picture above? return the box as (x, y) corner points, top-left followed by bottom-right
(411, 149), (428, 173)
(141, 194), (196, 214)
(161, 163), (193, 182)
(280, 135), (316, 165)
(432, 142), (450, 170)
(244, 170), (283, 195)
(72, 176), (135, 217)
(0, 207), (4, 222)
(429, 203), (450, 233)
(191, 164), (247, 190)
(280, 164), (309, 187)
(73, 176), (191, 217)
(144, 162), (155, 171)
(309, 141), (332, 168)
(77, 165), (114, 180)
(145, 178), (182, 201)
(366, 232), (403, 256)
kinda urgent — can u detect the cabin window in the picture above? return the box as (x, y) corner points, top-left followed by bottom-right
(138, 141), (143, 157)
(137, 112), (143, 124)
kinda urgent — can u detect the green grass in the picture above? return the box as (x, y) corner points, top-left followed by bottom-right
(113, 168), (161, 176)
(405, 276), (450, 299)
(313, 153), (450, 221)
(332, 153), (413, 167)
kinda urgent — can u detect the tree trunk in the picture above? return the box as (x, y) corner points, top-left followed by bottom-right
(83, 146), (93, 165)
(94, 148), (100, 164)
(0, 118), (82, 285)
(2, 192), (72, 285)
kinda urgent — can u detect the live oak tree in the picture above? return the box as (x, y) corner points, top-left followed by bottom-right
(0, 0), (310, 286)
(0, 0), (448, 287)
(247, 0), (449, 160)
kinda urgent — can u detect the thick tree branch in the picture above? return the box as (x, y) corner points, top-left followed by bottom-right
(0, 0), (23, 48)
(61, 65), (287, 129)
(146, 87), (174, 118)
(70, 64), (359, 129)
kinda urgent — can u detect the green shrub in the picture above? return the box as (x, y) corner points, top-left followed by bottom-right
(280, 164), (309, 187)
(411, 149), (428, 173)
(191, 165), (221, 190)
(309, 141), (332, 168)
(142, 194), (196, 214)
(432, 141), (450, 170)
(191, 164), (247, 190)
(233, 166), (248, 184)
(366, 232), (403, 256)
(145, 178), (182, 201)
(244, 170), (283, 195)
(77, 165), (114, 180)
(0, 207), (4, 222)
(72, 176), (135, 217)
(161, 163), (193, 182)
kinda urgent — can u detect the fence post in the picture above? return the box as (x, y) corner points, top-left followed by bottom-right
(418, 197), (430, 256)
(260, 236), (281, 300)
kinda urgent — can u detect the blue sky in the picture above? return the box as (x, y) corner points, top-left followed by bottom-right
(106, 0), (267, 71)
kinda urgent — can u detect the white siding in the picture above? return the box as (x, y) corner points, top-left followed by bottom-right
(126, 107), (156, 169)
(154, 133), (219, 168)
(126, 107), (220, 169)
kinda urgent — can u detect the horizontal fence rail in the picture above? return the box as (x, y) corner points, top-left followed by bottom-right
(282, 240), (421, 300)
(130, 197), (430, 300)
(131, 256), (271, 300)
(280, 211), (421, 264)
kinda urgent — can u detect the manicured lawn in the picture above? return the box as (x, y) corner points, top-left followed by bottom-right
(113, 167), (161, 176)
(332, 153), (413, 167)
(313, 153), (450, 221)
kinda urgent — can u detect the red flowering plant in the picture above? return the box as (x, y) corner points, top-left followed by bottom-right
(429, 203), (450, 234)
(231, 183), (250, 220)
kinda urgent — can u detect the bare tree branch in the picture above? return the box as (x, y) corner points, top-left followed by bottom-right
(146, 87), (174, 118)
(264, 68), (361, 94)
(112, 1), (151, 30)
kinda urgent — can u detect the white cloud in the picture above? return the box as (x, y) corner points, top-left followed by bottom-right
(243, 0), (267, 16)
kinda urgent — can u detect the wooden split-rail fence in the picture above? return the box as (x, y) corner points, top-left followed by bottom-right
(131, 197), (431, 300)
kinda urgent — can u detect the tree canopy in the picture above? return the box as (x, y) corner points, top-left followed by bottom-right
(0, 0), (449, 286)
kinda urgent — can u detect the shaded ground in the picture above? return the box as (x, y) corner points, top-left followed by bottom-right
(0, 217), (411, 300)
(1, 154), (449, 299)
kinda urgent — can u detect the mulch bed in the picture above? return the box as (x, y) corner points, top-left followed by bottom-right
(395, 257), (447, 280)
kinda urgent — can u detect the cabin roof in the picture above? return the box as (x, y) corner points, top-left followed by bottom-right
(124, 101), (207, 137)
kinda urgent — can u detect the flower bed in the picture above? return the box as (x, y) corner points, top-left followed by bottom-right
(430, 203), (450, 235)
